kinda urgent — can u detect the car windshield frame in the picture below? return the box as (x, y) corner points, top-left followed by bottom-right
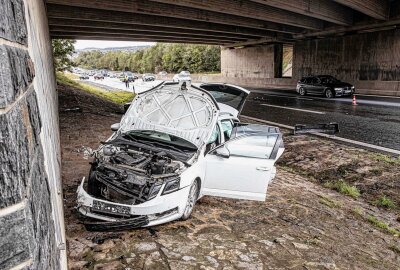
(123, 130), (198, 152)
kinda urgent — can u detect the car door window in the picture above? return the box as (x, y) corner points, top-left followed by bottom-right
(220, 119), (234, 141)
(225, 134), (279, 159)
(311, 77), (319, 85)
(206, 124), (222, 153)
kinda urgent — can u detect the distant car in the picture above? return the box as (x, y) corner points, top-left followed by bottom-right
(94, 73), (104, 80)
(79, 73), (89, 80)
(89, 71), (96, 76)
(120, 72), (136, 82)
(173, 71), (191, 83)
(180, 70), (190, 76)
(142, 73), (156, 82)
(159, 71), (168, 77)
(296, 75), (355, 98)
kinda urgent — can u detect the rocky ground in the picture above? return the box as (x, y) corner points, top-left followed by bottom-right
(59, 83), (400, 270)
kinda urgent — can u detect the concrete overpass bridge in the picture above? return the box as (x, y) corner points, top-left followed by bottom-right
(45, 0), (400, 96)
(0, 0), (399, 269)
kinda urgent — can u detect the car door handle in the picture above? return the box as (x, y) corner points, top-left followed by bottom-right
(256, 167), (270, 171)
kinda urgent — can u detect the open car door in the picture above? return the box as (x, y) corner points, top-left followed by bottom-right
(200, 83), (249, 115)
(203, 126), (284, 201)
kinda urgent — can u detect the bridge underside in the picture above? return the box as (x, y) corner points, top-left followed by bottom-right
(45, 0), (400, 96)
(46, 0), (398, 45)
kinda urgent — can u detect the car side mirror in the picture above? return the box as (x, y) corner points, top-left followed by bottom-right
(214, 146), (230, 158)
(111, 123), (120, 132)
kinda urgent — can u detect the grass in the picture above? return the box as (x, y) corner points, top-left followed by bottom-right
(372, 153), (400, 165)
(367, 215), (400, 237)
(63, 72), (79, 80)
(319, 196), (342, 208)
(56, 72), (135, 104)
(352, 207), (363, 217)
(324, 180), (360, 199)
(375, 195), (395, 209)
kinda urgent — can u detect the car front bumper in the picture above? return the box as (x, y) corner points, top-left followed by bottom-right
(334, 89), (354, 96)
(76, 177), (190, 229)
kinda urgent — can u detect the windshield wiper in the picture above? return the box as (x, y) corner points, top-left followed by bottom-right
(122, 134), (157, 148)
(146, 141), (188, 154)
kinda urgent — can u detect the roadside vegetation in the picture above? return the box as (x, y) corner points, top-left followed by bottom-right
(324, 180), (360, 199)
(52, 39), (76, 71)
(375, 195), (395, 209)
(74, 43), (221, 74)
(56, 72), (134, 104)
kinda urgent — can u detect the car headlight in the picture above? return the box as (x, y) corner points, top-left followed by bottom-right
(351, 86), (355, 89)
(162, 178), (180, 195)
(148, 183), (163, 199)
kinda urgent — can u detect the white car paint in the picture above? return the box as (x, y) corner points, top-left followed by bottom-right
(77, 82), (284, 227)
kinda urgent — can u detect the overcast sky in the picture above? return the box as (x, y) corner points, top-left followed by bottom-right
(75, 40), (155, 49)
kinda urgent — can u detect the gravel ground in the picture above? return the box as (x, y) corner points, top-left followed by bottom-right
(59, 83), (400, 270)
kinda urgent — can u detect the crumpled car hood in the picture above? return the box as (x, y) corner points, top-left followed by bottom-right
(120, 83), (219, 148)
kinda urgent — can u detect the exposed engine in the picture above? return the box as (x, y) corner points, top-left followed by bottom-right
(87, 145), (185, 206)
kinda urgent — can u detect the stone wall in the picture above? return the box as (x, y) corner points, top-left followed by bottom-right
(0, 0), (66, 269)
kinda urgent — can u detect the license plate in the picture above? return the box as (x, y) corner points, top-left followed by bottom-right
(92, 200), (131, 217)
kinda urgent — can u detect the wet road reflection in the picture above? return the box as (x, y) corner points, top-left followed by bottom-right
(243, 89), (400, 151)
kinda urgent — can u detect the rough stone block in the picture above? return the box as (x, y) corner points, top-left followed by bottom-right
(0, 90), (41, 208)
(0, 104), (30, 208)
(0, 45), (34, 109)
(0, 0), (28, 44)
(25, 149), (59, 270)
(0, 209), (31, 269)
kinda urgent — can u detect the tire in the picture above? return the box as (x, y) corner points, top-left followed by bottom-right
(299, 87), (306, 96)
(325, 88), (334, 98)
(181, 179), (199, 220)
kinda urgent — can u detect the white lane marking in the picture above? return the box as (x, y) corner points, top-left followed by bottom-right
(260, 104), (326, 115)
(262, 94), (314, 101)
(356, 93), (400, 99)
(241, 115), (400, 156)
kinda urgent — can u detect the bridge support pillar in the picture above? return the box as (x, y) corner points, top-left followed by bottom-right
(0, 0), (66, 269)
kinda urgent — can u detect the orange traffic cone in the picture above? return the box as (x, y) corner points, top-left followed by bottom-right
(352, 95), (357, 106)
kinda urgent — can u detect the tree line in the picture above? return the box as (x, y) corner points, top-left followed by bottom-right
(74, 43), (221, 73)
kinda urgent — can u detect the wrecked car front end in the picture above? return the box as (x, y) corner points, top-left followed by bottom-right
(77, 82), (219, 230)
(77, 138), (195, 230)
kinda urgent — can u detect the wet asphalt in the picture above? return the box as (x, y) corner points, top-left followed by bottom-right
(242, 89), (400, 151)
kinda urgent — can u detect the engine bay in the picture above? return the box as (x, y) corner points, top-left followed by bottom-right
(87, 144), (185, 206)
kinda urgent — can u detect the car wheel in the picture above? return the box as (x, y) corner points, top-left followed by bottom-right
(325, 88), (334, 98)
(299, 87), (306, 96)
(181, 179), (199, 220)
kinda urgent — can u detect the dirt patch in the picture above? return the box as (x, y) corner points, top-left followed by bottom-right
(277, 132), (400, 213)
(59, 83), (400, 270)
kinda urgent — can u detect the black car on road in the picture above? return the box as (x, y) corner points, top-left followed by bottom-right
(296, 75), (355, 98)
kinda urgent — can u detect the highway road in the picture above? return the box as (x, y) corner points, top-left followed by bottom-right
(83, 77), (400, 151)
(243, 89), (400, 151)
(78, 76), (164, 93)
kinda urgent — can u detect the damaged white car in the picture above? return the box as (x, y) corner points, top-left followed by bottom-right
(77, 82), (284, 231)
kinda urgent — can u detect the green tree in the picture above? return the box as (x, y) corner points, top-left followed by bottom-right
(51, 39), (76, 71)
(74, 43), (221, 74)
